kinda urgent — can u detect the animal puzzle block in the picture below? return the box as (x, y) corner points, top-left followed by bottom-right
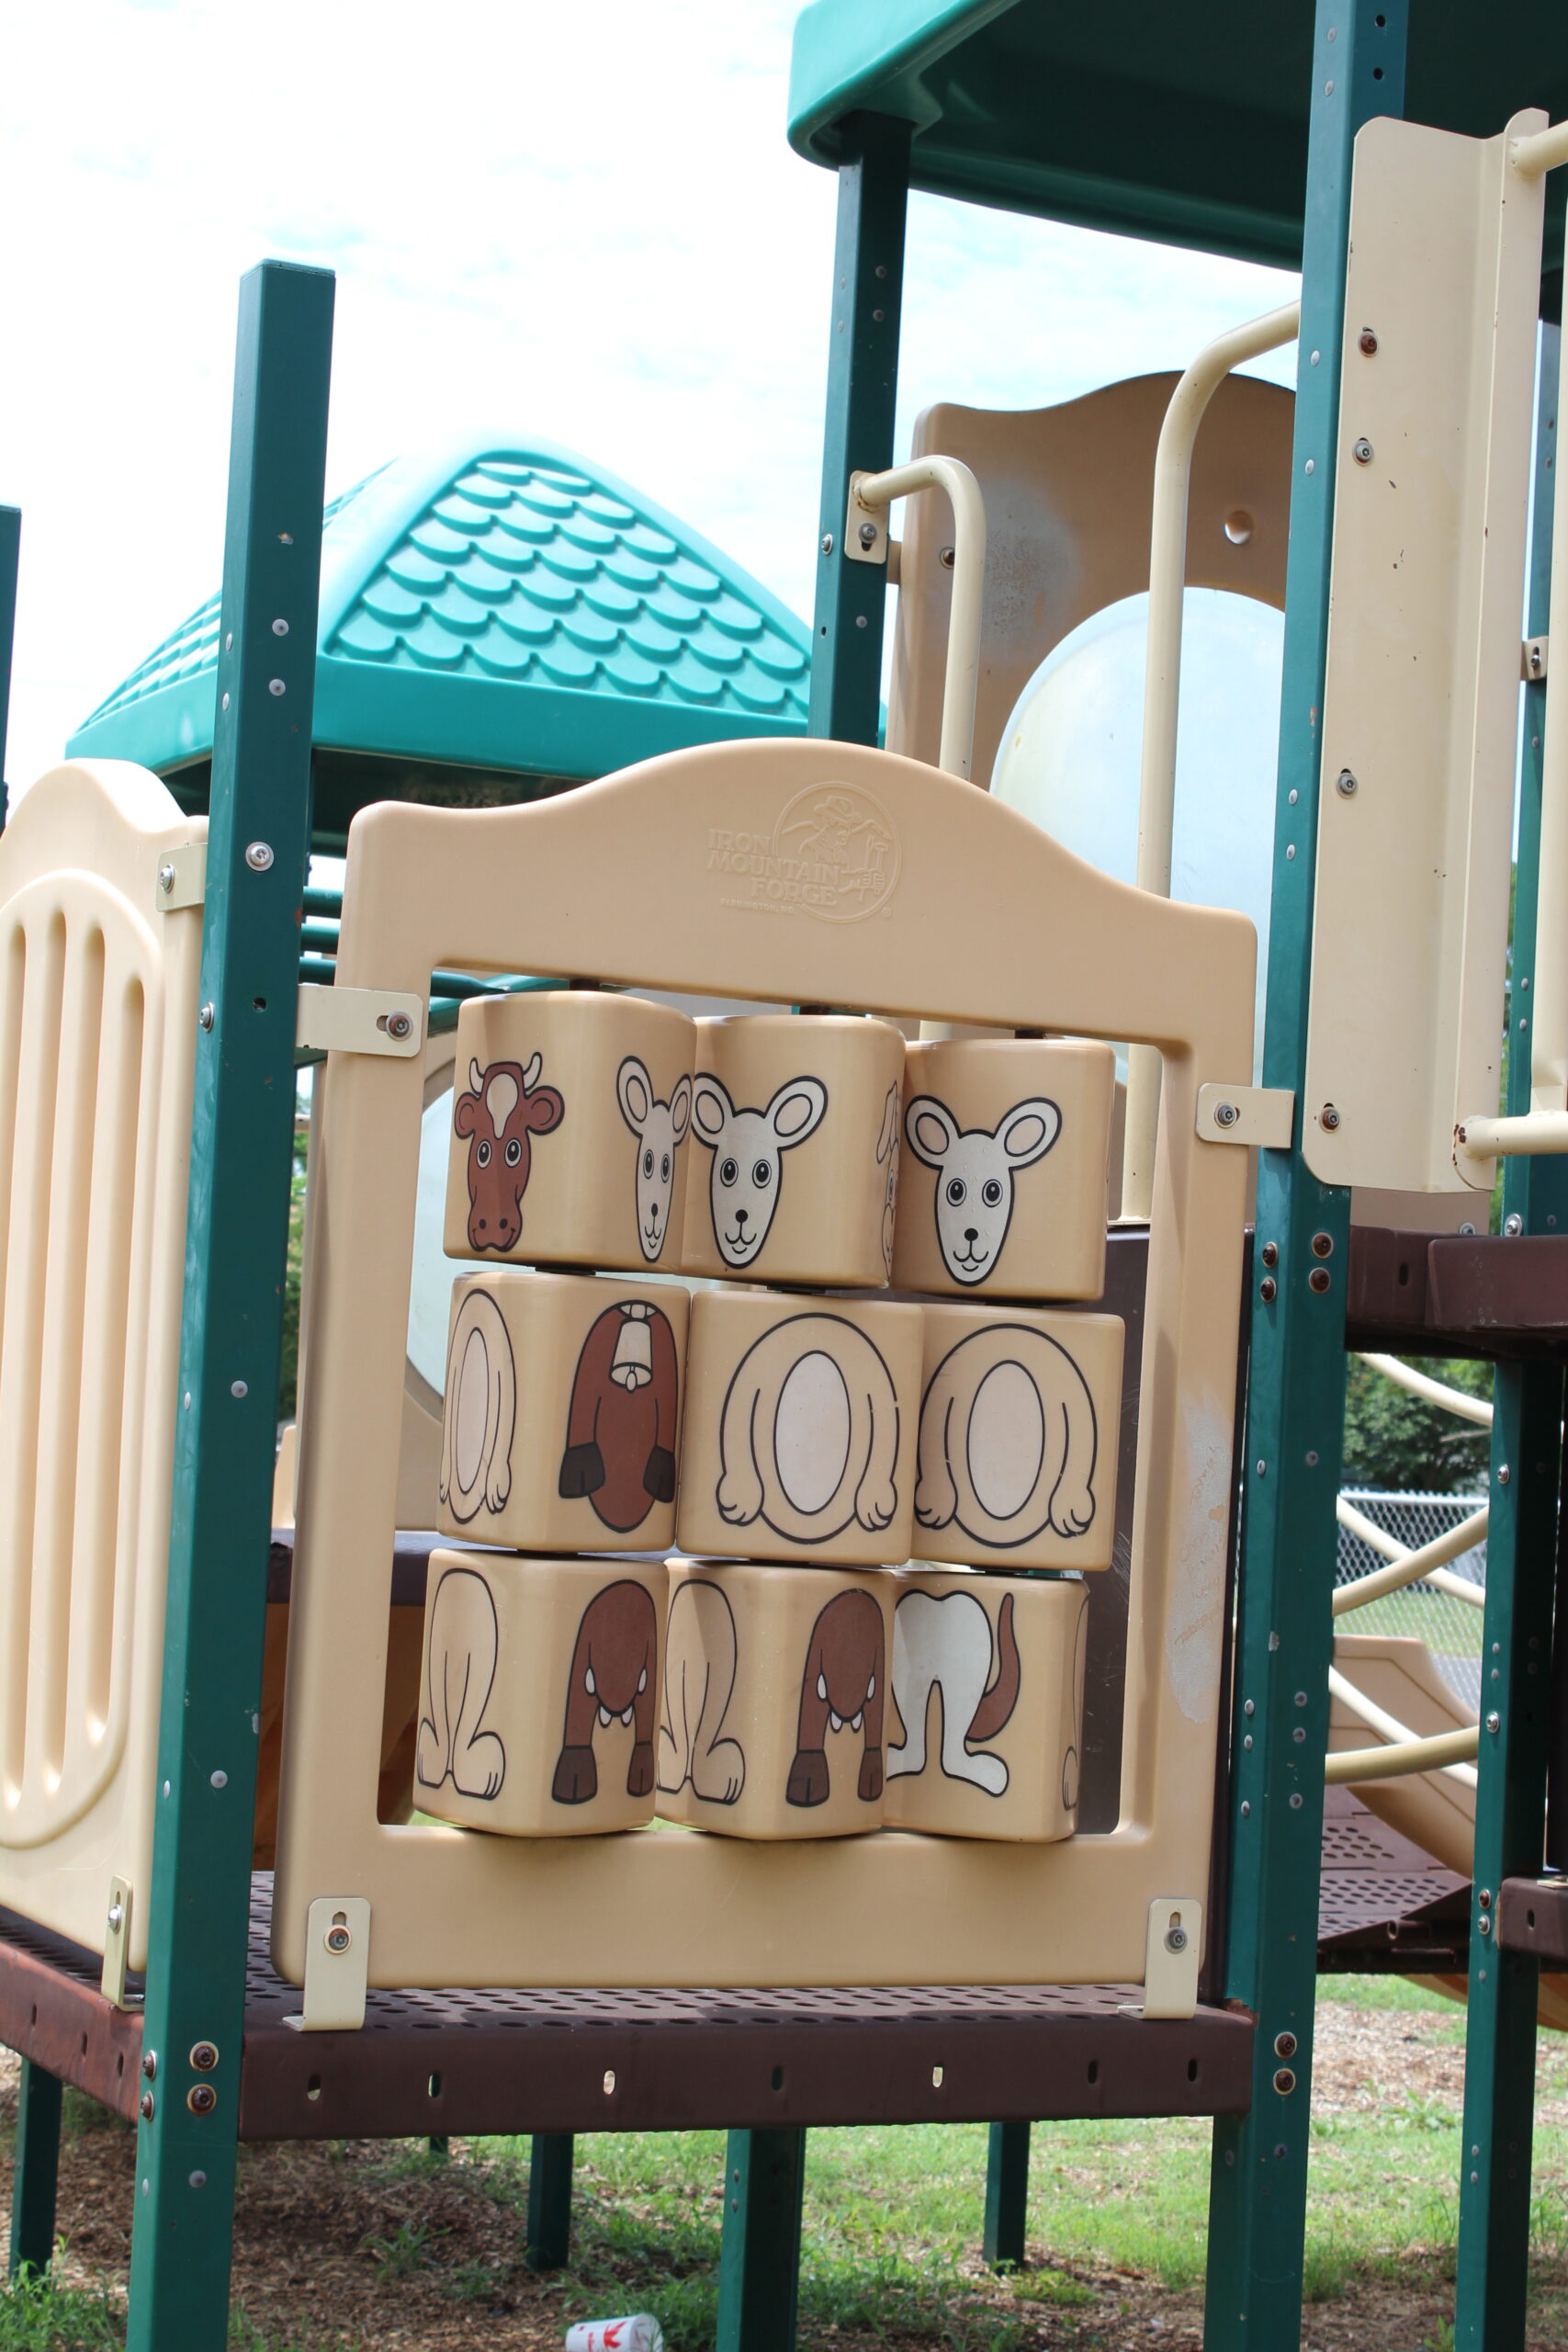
(883, 1568), (1089, 1842)
(676, 1287), (922, 1566)
(891, 1037), (1116, 1301)
(910, 1304), (1123, 1570)
(415, 1550), (668, 1835)
(445, 989), (695, 1271)
(657, 1558), (893, 1838)
(436, 1270), (688, 1552)
(681, 1012), (907, 1287)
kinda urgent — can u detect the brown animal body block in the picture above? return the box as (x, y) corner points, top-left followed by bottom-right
(445, 990), (695, 1272)
(893, 1038), (1115, 1302)
(910, 1304), (1124, 1570)
(436, 1270), (687, 1553)
(658, 1559), (893, 1839)
(885, 1569), (1089, 1841)
(677, 1287), (922, 1566)
(415, 1551), (668, 1837)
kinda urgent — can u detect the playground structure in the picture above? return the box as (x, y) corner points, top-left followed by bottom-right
(2, 5), (1568, 2351)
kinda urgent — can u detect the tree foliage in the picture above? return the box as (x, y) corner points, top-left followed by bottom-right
(1341, 1354), (1494, 1493)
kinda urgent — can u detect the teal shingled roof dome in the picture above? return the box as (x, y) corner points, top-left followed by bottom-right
(68, 436), (811, 780)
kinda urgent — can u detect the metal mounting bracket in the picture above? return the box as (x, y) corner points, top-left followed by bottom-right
(285, 1896), (371, 2032)
(1197, 1083), (1294, 1148)
(1122, 1896), (1203, 2019)
(295, 984), (423, 1060)
(844, 469), (890, 565)
(153, 842), (207, 913)
(1523, 634), (1549, 682)
(102, 1876), (135, 2008)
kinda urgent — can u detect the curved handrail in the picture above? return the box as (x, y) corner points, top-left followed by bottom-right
(1325, 1666), (1479, 1788)
(1332, 1496), (1488, 1613)
(1355, 1351), (1494, 1427)
(853, 456), (987, 781)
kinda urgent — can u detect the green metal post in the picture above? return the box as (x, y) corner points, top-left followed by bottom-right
(1204, 6), (1408, 2346)
(807, 111), (910, 746)
(1453, 322), (1568, 2352)
(0, 505), (18, 827)
(124, 261), (333, 2352)
(6, 2060), (62, 2278)
(716, 2128), (805, 2352)
(525, 2132), (574, 2271)
(716, 115), (910, 2352)
(983, 2120), (1030, 2268)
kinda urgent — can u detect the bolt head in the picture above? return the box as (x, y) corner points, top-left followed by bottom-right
(139, 2092), (155, 2120)
(199, 1004), (215, 1032)
(858, 520), (877, 548)
(1320, 1104), (1341, 1130)
(1213, 1101), (1238, 1127)
(1505, 1213), (1523, 1236)
(267, 678), (287, 696)
(141, 2050), (157, 2080)
(938, 544), (955, 568)
(1497, 1465), (1510, 1487)
(1259, 1276), (1278, 1303)
(1309, 1266), (1331, 1294)
(820, 533), (834, 555)
(1274, 2067), (1297, 2096)
(244, 841), (275, 872)
(325, 1924), (352, 1955)
(190, 2041), (219, 2072)
(1487, 1712), (1501, 1734)
(271, 617), (289, 637)
(1164, 1925), (1188, 1954)
(1274, 2030), (1298, 2059)
(1260, 1242), (1278, 1268)
(1359, 328), (1379, 355)
(1352, 437), (1373, 463)
(186, 2084), (218, 2115)
(107, 1903), (124, 1932)
(1336, 769), (1358, 797)
(387, 1012), (413, 1040)
(158, 863), (175, 894)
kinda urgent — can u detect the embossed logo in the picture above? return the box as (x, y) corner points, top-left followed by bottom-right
(705, 783), (901, 923)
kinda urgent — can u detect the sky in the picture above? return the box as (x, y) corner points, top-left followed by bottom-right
(0, 0), (1299, 793)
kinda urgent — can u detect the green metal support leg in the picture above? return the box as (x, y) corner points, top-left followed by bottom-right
(1204, 6), (1408, 2346)
(124, 261), (334, 2352)
(6, 2060), (62, 2279)
(983, 2120), (1030, 2268)
(1452, 323), (1567, 2352)
(716, 2129), (805, 2352)
(525, 2132), (574, 2272)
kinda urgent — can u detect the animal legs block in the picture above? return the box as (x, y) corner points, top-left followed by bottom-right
(677, 1287), (922, 1566)
(437, 1270), (688, 1552)
(682, 1012), (907, 1287)
(893, 1038), (1115, 1301)
(911, 1303), (1123, 1570)
(658, 1559), (893, 1838)
(884, 1569), (1089, 1841)
(446, 989), (695, 1271)
(415, 1551), (668, 1836)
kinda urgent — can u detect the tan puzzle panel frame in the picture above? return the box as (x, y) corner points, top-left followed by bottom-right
(274, 739), (1253, 1990)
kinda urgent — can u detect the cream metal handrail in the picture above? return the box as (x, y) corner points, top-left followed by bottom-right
(1122, 300), (1302, 1220)
(1510, 119), (1568, 180)
(1325, 1667), (1480, 1787)
(852, 457), (987, 781)
(1355, 1351), (1494, 1426)
(1333, 1496), (1489, 1613)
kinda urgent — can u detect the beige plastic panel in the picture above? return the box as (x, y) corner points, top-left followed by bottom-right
(676, 1288), (922, 1567)
(681, 1012), (905, 1287)
(0, 763), (203, 1969)
(657, 1558), (891, 1839)
(910, 1305), (1123, 1570)
(884, 1569), (1089, 1842)
(893, 1038), (1115, 1299)
(437, 1270), (686, 1553)
(274, 736), (1253, 1988)
(445, 990), (694, 1270)
(1327, 1632), (1474, 1880)
(415, 1551), (667, 1837)
(1304, 113), (1545, 1194)
(889, 373), (1294, 791)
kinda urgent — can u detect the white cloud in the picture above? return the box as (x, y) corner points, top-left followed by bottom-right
(0, 0), (1296, 791)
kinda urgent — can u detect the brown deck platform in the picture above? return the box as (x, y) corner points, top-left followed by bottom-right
(1497, 1876), (1568, 1964)
(1347, 1227), (1568, 1362)
(1317, 1785), (1469, 1972)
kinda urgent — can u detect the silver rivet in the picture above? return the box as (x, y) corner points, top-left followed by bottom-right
(387, 1012), (412, 1040)
(1310, 350), (1321, 367)
(855, 615), (868, 628)
(1479, 1916), (1492, 1936)
(158, 863), (176, 895)
(1285, 844), (1296, 860)
(183, 1393), (191, 1410)
(199, 1004), (214, 1032)
(221, 692), (231, 712)
(210, 1770), (228, 1789)
(858, 520), (877, 548)
(1240, 1800), (1251, 1815)
(1213, 1101), (1238, 1127)
(1337, 769), (1358, 797)
(224, 633), (232, 652)
(1487, 1712), (1501, 1734)
(1352, 437), (1372, 464)
(1497, 1465), (1510, 1486)
(1304, 458), (1315, 475)
(141, 2051), (157, 2080)
(325, 1924), (352, 1955)
(163, 1780), (170, 1797)
(268, 678), (286, 696)
(1165, 1926), (1188, 1954)
(1505, 1213), (1523, 1236)
(1244, 1701), (1256, 1716)
(1256, 1460), (1266, 1476)
(1306, 1450), (1319, 1466)
(820, 534), (834, 554)
(271, 617), (289, 637)
(1295, 1692), (1307, 1706)
(245, 842), (274, 872)
(107, 1903), (124, 1931)
(1292, 1726), (1305, 1743)
(1289, 1792), (1303, 1809)
(231, 1380), (248, 1399)
(190, 2171), (208, 2189)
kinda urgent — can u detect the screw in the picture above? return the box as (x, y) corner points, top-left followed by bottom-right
(1260, 1241), (1279, 1268)
(1274, 2067), (1297, 2096)
(1213, 1101), (1239, 1128)
(1359, 328), (1379, 355)
(1478, 1916), (1492, 1937)
(1259, 1276), (1278, 1303)
(139, 2093), (155, 2120)
(387, 1012), (412, 1040)
(1320, 1104), (1340, 1130)
(1505, 1213), (1523, 1236)
(199, 1004), (214, 1032)
(231, 1380), (247, 1399)
(325, 1924), (352, 1955)
(1336, 769), (1358, 797)
(158, 862), (176, 895)
(1497, 1465), (1510, 1487)
(1487, 1712), (1501, 1734)
(1529, 643), (1544, 674)
(141, 2051), (157, 2081)
(1311, 1232), (1334, 1258)
(190, 2170), (208, 2188)
(858, 520), (878, 548)
(1478, 1889), (1492, 1908)
(1275, 2030), (1298, 2058)
(271, 617), (289, 637)
(210, 1770), (228, 1789)
(1352, 437), (1373, 463)
(190, 2041), (219, 2072)
(1165, 1926), (1189, 1954)
(107, 1902), (124, 1932)
(186, 2085), (218, 2115)
(820, 534), (834, 554)
(244, 842), (274, 872)
(268, 678), (286, 696)
(1309, 1267), (1331, 1294)
(939, 545), (955, 568)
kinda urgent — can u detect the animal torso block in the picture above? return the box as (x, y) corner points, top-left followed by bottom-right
(677, 1287), (922, 1566)
(884, 1568), (1089, 1842)
(911, 1303), (1123, 1570)
(681, 1012), (906, 1287)
(892, 1038), (1115, 1300)
(658, 1559), (893, 1838)
(445, 990), (695, 1271)
(437, 1271), (688, 1552)
(415, 1550), (668, 1836)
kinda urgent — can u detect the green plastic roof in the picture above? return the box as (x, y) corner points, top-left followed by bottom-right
(69, 438), (811, 778)
(789, 0), (1568, 272)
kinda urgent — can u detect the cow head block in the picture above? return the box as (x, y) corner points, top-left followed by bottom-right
(454, 1053), (565, 1252)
